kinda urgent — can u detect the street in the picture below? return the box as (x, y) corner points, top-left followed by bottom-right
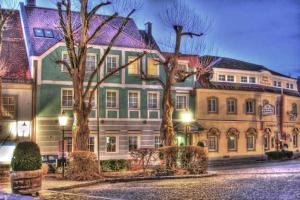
(39, 159), (300, 200)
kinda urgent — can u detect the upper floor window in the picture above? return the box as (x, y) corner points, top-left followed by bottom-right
(61, 89), (73, 108)
(66, 137), (72, 152)
(246, 99), (255, 114)
(106, 55), (119, 74)
(86, 54), (96, 73)
(208, 97), (218, 113)
(128, 91), (140, 109)
(249, 77), (256, 84)
(176, 94), (188, 110)
(147, 58), (159, 76)
(89, 137), (95, 152)
(178, 63), (188, 72)
(218, 74), (226, 81)
(287, 83), (294, 90)
(84, 90), (96, 108)
(148, 92), (159, 109)
(128, 56), (140, 75)
(241, 76), (248, 83)
(33, 28), (54, 38)
(292, 103), (297, 115)
(1, 96), (17, 119)
(227, 75), (234, 82)
(106, 91), (118, 108)
(273, 80), (281, 87)
(227, 98), (237, 114)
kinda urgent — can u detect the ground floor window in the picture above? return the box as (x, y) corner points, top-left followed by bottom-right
(208, 136), (217, 151)
(66, 137), (72, 152)
(154, 136), (160, 148)
(89, 137), (95, 152)
(293, 133), (298, 148)
(228, 134), (237, 151)
(128, 136), (139, 151)
(106, 136), (117, 152)
(264, 134), (269, 150)
(246, 135), (255, 151)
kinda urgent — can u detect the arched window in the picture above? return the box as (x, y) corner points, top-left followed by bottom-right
(207, 128), (220, 152)
(293, 128), (299, 148)
(246, 128), (257, 151)
(264, 128), (271, 150)
(227, 128), (239, 151)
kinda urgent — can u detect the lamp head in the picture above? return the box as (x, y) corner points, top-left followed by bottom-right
(181, 109), (193, 123)
(58, 111), (68, 126)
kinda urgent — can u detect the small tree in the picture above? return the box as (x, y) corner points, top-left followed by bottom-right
(130, 148), (157, 175)
(141, 1), (213, 146)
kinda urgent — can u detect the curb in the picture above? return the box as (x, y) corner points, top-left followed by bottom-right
(48, 172), (217, 191)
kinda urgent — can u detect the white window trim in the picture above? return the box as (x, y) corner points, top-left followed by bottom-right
(154, 135), (161, 148)
(128, 135), (141, 150)
(105, 135), (119, 153)
(106, 90), (119, 118)
(227, 75), (235, 82)
(88, 136), (96, 153)
(128, 90), (140, 118)
(128, 56), (140, 75)
(273, 80), (282, 88)
(147, 58), (160, 76)
(217, 74), (236, 83)
(84, 90), (98, 119)
(176, 93), (189, 111)
(246, 135), (255, 151)
(106, 54), (120, 75)
(85, 53), (97, 73)
(61, 52), (97, 73)
(218, 74), (226, 82)
(61, 88), (73, 109)
(208, 135), (218, 152)
(147, 91), (160, 109)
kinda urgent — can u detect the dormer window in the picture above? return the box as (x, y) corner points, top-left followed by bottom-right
(218, 75), (225, 81)
(249, 77), (256, 84)
(273, 80), (281, 87)
(33, 28), (54, 38)
(287, 83), (294, 90)
(227, 75), (234, 82)
(241, 76), (247, 83)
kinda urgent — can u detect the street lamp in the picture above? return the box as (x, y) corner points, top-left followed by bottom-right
(58, 111), (68, 178)
(180, 109), (193, 145)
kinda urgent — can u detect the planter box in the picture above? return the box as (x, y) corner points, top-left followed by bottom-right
(11, 169), (42, 195)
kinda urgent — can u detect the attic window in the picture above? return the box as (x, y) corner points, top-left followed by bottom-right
(33, 28), (54, 38)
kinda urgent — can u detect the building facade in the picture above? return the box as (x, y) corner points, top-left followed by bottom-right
(193, 57), (300, 160)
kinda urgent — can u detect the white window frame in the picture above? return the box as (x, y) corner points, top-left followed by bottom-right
(154, 135), (161, 148)
(88, 136), (95, 153)
(128, 90), (140, 118)
(147, 91), (160, 119)
(105, 135), (119, 153)
(86, 53), (97, 73)
(246, 135), (255, 151)
(175, 94), (189, 110)
(128, 56), (140, 75)
(147, 58), (160, 76)
(227, 75), (235, 82)
(61, 52), (97, 73)
(273, 80), (282, 88)
(106, 54), (120, 75)
(106, 90), (119, 118)
(61, 88), (73, 110)
(249, 77), (256, 84)
(218, 74), (226, 82)
(241, 76), (248, 83)
(128, 135), (141, 151)
(1, 96), (17, 120)
(208, 135), (218, 152)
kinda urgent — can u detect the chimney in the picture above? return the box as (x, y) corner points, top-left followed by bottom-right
(145, 22), (152, 36)
(26, 0), (36, 7)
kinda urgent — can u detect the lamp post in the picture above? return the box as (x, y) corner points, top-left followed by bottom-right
(180, 109), (193, 145)
(58, 111), (68, 178)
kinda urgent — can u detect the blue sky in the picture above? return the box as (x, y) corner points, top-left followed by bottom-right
(9, 0), (300, 77)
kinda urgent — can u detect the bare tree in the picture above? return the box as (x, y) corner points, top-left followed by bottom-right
(56, 0), (147, 152)
(141, 0), (213, 146)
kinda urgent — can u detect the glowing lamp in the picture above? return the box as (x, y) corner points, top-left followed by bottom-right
(181, 110), (193, 123)
(58, 111), (68, 127)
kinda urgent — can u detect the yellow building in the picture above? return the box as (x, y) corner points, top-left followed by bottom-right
(193, 57), (300, 160)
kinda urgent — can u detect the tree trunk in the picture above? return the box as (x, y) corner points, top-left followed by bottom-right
(160, 85), (175, 146)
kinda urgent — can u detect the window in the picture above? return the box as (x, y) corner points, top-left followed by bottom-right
(86, 54), (96, 73)
(148, 92), (159, 109)
(147, 58), (159, 76)
(84, 90), (96, 108)
(106, 55), (118, 74)
(208, 136), (217, 152)
(228, 134), (237, 151)
(34, 28), (54, 38)
(241, 76), (248, 83)
(178, 63), (187, 72)
(264, 134), (269, 150)
(89, 137), (95, 152)
(106, 136), (117, 152)
(62, 89), (73, 108)
(128, 136), (138, 151)
(227, 75), (234, 82)
(128, 91), (140, 109)
(291, 84), (294, 89)
(292, 103), (297, 114)
(66, 137), (72, 152)
(293, 134), (298, 148)
(246, 99), (255, 114)
(208, 97), (218, 113)
(128, 56), (140, 75)
(247, 135), (255, 150)
(176, 94), (188, 110)
(61, 52), (71, 72)
(106, 91), (118, 108)
(227, 98), (237, 114)
(273, 80), (281, 87)
(249, 77), (256, 83)
(44, 29), (54, 38)
(154, 136), (161, 148)
(218, 75), (226, 81)
(1, 96), (16, 119)
(287, 83), (294, 89)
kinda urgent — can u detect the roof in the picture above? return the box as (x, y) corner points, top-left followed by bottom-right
(196, 81), (300, 97)
(0, 10), (30, 82)
(161, 52), (200, 67)
(208, 56), (294, 79)
(21, 5), (159, 56)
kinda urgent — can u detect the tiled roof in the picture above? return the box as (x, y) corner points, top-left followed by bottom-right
(196, 81), (300, 97)
(207, 56), (294, 79)
(0, 10), (30, 82)
(23, 6), (158, 56)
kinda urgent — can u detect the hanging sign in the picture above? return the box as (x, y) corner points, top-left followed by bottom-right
(262, 104), (274, 116)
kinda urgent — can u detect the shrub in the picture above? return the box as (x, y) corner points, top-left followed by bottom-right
(100, 159), (128, 172)
(179, 146), (207, 174)
(11, 142), (42, 171)
(159, 146), (178, 169)
(266, 151), (293, 160)
(130, 148), (157, 174)
(66, 151), (100, 181)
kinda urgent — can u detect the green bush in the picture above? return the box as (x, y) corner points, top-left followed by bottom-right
(11, 142), (42, 171)
(266, 151), (293, 160)
(100, 159), (128, 171)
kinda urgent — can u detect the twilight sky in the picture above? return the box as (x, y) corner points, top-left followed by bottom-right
(9, 0), (300, 77)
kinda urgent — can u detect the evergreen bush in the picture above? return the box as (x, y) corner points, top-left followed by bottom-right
(266, 151), (293, 160)
(11, 141), (42, 171)
(100, 159), (128, 171)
